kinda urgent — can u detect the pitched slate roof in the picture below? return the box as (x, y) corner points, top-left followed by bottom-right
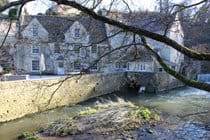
(21, 15), (108, 44)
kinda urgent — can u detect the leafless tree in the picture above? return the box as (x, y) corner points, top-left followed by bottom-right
(0, 0), (210, 92)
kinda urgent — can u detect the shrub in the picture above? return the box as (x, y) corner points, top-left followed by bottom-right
(138, 108), (151, 120)
(78, 108), (97, 115)
(3, 67), (11, 74)
(9, 8), (17, 19)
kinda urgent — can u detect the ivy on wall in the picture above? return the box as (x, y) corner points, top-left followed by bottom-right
(8, 8), (17, 19)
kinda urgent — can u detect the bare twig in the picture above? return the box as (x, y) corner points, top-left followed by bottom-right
(1, 0), (210, 60)
(49, 0), (210, 61)
(0, 19), (12, 49)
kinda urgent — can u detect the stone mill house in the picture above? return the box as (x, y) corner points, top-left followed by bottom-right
(0, 10), (184, 76)
(13, 15), (109, 75)
(106, 11), (184, 74)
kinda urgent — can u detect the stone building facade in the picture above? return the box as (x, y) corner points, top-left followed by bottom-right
(0, 7), (185, 76)
(13, 15), (109, 75)
(105, 11), (184, 74)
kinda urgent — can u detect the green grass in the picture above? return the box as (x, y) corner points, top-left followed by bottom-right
(78, 108), (97, 115)
(18, 132), (39, 140)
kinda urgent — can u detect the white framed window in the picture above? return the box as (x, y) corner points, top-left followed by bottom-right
(171, 66), (176, 70)
(32, 24), (38, 37)
(54, 45), (60, 53)
(122, 62), (127, 69)
(91, 45), (98, 54)
(74, 61), (80, 70)
(58, 62), (64, 68)
(75, 48), (80, 54)
(32, 60), (40, 71)
(32, 45), (39, 54)
(159, 68), (163, 72)
(74, 28), (80, 38)
(115, 62), (120, 69)
(138, 63), (146, 71)
(127, 62), (130, 70)
(74, 44), (81, 54)
(115, 62), (127, 69)
(141, 64), (146, 70)
(80, 47), (86, 57)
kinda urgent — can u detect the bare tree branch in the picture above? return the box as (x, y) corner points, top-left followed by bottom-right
(0, 19), (12, 49)
(1, 0), (210, 60)
(172, 0), (208, 14)
(49, 0), (210, 61)
(141, 36), (210, 92)
(0, 0), (210, 92)
(0, 0), (33, 12)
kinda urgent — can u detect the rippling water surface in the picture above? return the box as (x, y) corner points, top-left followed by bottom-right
(0, 87), (210, 140)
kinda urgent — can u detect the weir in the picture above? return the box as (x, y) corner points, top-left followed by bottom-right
(197, 74), (210, 83)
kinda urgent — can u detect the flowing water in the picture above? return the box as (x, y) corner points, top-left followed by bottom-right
(197, 74), (210, 83)
(125, 87), (210, 119)
(0, 87), (210, 140)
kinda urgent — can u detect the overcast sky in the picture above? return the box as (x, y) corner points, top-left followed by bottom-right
(22, 0), (198, 15)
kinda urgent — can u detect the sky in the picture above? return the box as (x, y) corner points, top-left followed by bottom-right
(16, 0), (200, 15)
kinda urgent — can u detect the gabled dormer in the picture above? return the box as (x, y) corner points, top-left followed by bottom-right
(21, 18), (49, 41)
(65, 21), (89, 43)
(167, 14), (185, 66)
(168, 14), (184, 44)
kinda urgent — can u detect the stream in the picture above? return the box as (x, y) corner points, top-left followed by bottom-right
(0, 87), (210, 140)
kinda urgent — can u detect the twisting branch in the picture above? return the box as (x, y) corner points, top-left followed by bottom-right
(0, 19), (12, 49)
(141, 37), (210, 92)
(171, 0), (208, 14)
(49, 0), (210, 61)
(86, 42), (141, 71)
(17, 3), (25, 38)
(91, 0), (103, 10)
(1, 0), (210, 60)
(62, 30), (125, 59)
(0, 0), (210, 92)
(40, 42), (139, 106)
(121, 0), (132, 13)
(0, 0), (33, 12)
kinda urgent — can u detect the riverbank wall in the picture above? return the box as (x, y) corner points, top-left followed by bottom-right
(0, 72), (183, 122)
(0, 73), (126, 122)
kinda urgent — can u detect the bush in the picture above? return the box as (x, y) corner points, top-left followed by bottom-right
(138, 108), (151, 120)
(9, 8), (17, 19)
(3, 67), (11, 74)
(78, 108), (97, 115)
(131, 107), (152, 120)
